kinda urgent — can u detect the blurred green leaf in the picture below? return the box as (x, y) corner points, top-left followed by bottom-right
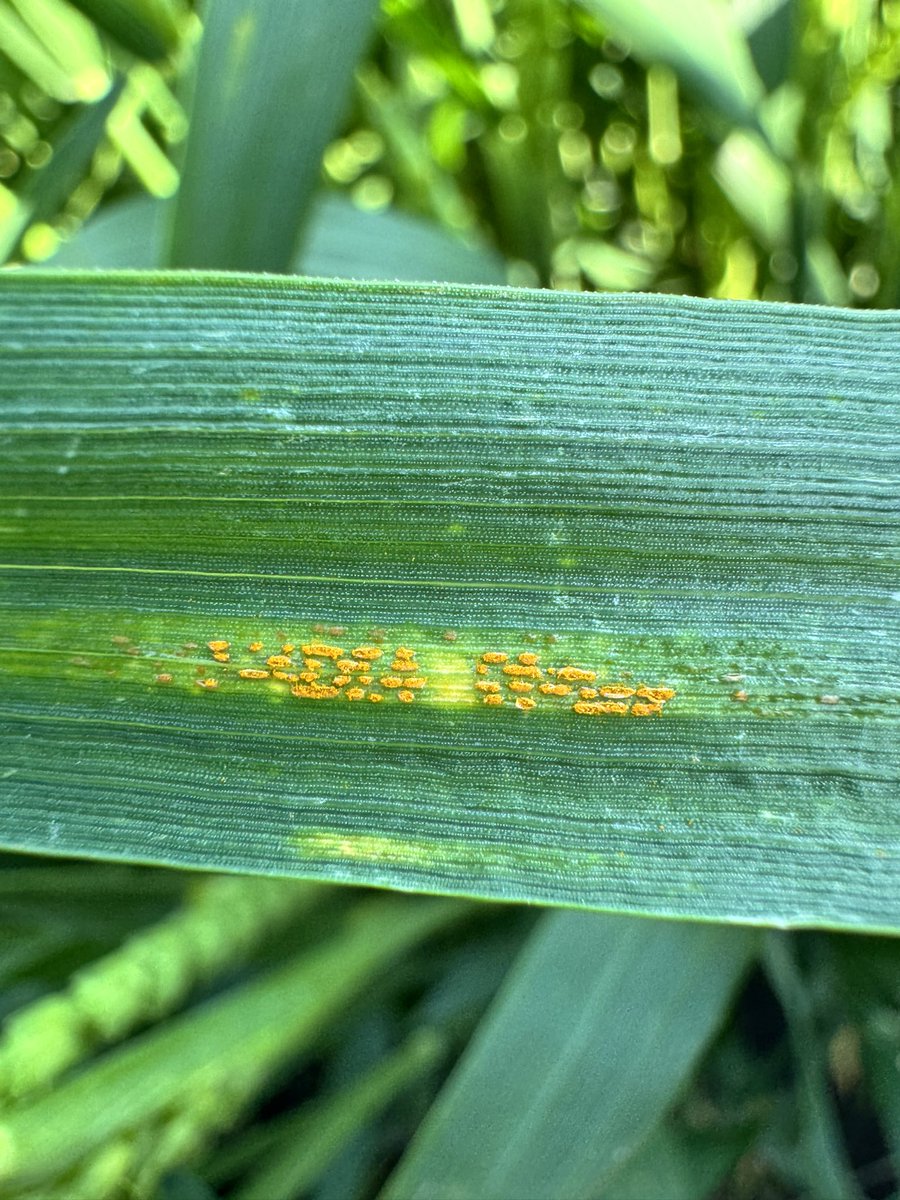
(0, 274), (898, 930)
(231, 1029), (445, 1200)
(599, 1117), (759, 1200)
(578, 0), (765, 128)
(169, 0), (381, 270)
(764, 933), (863, 1200)
(68, 0), (190, 60)
(46, 191), (507, 283)
(382, 912), (756, 1199)
(0, 894), (464, 1192)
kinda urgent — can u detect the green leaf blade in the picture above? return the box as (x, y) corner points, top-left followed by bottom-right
(169, 0), (381, 271)
(382, 912), (757, 1200)
(1, 273), (898, 930)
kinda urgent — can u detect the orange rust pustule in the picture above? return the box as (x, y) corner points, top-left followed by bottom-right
(600, 685), (636, 699)
(573, 700), (628, 716)
(481, 652), (508, 664)
(195, 678), (218, 690)
(239, 669), (270, 680)
(475, 681), (501, 693)
(517, 652), (539, 666)
(291, 682), (339, 700)
(515, 697), (536, 710)
(266, 655), (293, 669)
(397, 690), (415, 703)
(502, 664), (542, 679)
(507, 680), (534, 693)
(301, 642), (344, 660)
(351, 646), (383, 661)
(346, 687), (365, 701)
(207, 640), (229, 652)
(539, 683), (571, 697)
(483, 693), (503, 706)
(556, 666), (596, 682)
(632, 701), (664, 717)
(636, 686), (676, 702)
(248, 641), (263, 652)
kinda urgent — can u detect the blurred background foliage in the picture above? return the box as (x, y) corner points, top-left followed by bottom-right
(0, 0), (898, 1198)
(0, 0), (897, 302)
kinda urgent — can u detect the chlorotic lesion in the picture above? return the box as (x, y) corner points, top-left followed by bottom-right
(138, 628), (677, 718)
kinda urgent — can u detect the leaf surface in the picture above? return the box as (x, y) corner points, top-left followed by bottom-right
(1, 273), (898, 930)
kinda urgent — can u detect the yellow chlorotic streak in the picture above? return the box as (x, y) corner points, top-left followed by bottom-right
(291, 831), (614, 873)
(133, 631), (677, 717)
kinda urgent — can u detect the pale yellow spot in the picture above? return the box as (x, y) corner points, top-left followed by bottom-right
(475, 681), (501, 693)
(196, 678), (218, 690)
